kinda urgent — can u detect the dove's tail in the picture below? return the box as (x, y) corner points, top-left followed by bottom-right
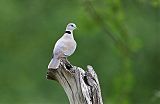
(48, 57), (60, 69)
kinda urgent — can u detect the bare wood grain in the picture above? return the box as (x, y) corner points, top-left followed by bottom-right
(46, 60), (103, 104)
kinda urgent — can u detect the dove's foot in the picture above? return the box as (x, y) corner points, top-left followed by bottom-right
(61, 57), (73, 70)
(65, 63), (73, 69)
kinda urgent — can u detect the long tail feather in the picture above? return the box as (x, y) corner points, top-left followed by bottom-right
(48, 58), (60, 69)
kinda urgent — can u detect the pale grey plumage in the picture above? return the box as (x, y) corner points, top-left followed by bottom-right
(48, 23), (77, 69)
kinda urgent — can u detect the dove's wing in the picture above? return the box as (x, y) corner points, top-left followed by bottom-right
(53, 35), (77, 58)
(53, 37), (65, 58)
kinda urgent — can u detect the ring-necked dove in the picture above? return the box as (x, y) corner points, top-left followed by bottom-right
(48, 23), (77, 69)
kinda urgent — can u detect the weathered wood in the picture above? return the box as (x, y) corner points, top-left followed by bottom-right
(46, 60), (103, 104)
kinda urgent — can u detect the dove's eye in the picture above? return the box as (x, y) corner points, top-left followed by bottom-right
(71, 25), (74, 27)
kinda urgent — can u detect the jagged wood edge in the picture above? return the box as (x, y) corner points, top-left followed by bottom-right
(46, 61), (103, 104)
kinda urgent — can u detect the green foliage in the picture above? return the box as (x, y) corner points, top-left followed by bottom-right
(0, 0), (159, 104)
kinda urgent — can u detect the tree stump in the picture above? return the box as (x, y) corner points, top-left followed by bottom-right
(46, 60), (103, 104)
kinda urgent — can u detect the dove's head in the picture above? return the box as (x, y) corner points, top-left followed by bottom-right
(66, 23), (77, 31)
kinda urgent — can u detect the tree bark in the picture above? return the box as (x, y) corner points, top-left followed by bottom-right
(46, 60), (103, 104)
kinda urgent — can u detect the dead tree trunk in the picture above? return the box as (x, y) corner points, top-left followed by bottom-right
(46, 60), (103, 104)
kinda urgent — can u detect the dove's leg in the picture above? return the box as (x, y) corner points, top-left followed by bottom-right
(61, 57), (73, 69)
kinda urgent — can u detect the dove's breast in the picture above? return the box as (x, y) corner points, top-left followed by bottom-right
(64, 39), (76, 56)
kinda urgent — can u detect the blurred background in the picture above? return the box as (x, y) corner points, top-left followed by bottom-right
(0, 0), (159, 104)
